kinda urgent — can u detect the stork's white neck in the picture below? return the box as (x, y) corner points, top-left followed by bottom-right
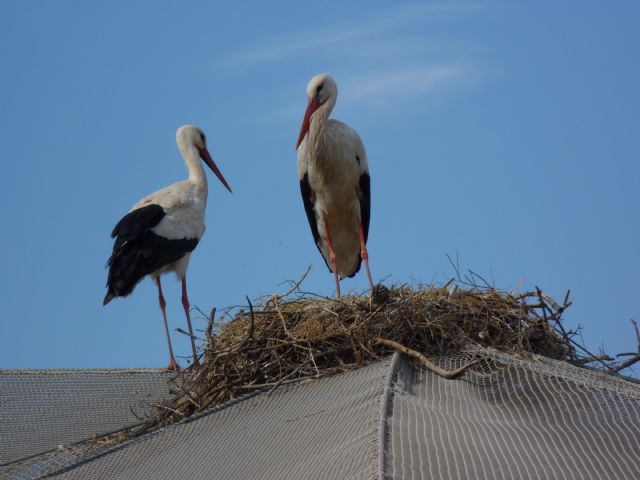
(179, 141), (208, 194)
(308, 98), (335, 159)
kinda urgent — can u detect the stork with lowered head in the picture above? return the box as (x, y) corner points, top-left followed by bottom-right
(296, 74), (374, 298)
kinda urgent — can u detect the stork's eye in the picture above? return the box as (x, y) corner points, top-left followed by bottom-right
(200, 133), (206, 143)
(317, 83), (324, 94)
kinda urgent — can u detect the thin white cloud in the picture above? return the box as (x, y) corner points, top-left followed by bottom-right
(237, 3), (481, 124)
(225, 3), (477, 70)
(256, 64), (473, 123)
(341, 65), (469, 107)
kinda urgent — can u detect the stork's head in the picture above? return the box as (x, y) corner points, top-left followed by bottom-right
(177, 125), (232, 193)
(296, 73), (337, 149)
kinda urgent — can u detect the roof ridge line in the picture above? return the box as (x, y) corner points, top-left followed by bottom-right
(377, 351), (401, 480)
(0, 368), (171, 374)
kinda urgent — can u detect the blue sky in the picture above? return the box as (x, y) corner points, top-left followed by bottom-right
(1, 1), (638, 372)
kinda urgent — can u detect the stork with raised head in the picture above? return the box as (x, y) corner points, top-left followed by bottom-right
(296, 73), (374, 298)
(103, 125), (232, 370)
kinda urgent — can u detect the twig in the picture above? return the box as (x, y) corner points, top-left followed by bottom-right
(446, 252), (462, 282)
(204, 307), (217, 361)
(238, 372), (336, 391)
(273, 298), (302, 342)
(234, 296), (256, 351)
(349, 303), (387, 331)
(265, 265), (312, 308)
(170, 384), (202, 411)
(442, 277), (456, 289)
(375, 337), (482, 379)
(612, 354), (640, 373)
(612, 319), (640, 373)
(468, 269), (493, 289)
(572, 356), (614, 365)
(175, 328), (199, 340)
(152, 403), (187, 418)
(206, 307), (216, 339)
(267, 360), (310, 396)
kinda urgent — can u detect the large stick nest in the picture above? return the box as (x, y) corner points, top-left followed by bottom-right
(125, 278), (573, 439)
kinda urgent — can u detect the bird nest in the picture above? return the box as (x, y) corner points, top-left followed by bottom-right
(114, 273), (574, 441)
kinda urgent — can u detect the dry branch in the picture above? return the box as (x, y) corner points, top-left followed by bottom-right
(612, 319), (640, 373)
(375, 337), (482, 379)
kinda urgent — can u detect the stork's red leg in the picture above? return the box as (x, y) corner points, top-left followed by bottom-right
(359, 221), (374, 291)
(156, 277), (178, 371)
(324, 220), (341, 298)
(181, 276), (200, 367)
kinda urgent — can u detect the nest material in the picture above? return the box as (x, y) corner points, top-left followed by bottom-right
(127, 281), (572, 438)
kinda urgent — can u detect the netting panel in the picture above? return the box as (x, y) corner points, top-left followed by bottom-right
(48, 359), (391, 480)
(385, 353), (640, 480)
(0, 370), (172, 466)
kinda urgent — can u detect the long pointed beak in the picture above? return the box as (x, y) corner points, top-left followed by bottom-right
(296, 98), (320, 149)
(198, 147), (232, 193)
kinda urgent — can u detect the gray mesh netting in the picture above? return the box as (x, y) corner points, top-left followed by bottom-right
(3, 350), (639, 479)
(384, 351), (640, 480)
(0, 369), (172, 472)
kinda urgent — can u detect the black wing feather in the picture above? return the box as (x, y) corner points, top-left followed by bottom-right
(300, 174), (331, 272)
(346, 172), (371, 278)
(359, 173), (371, 243)
(103, 204), (198, 303)
(110, 204), (166, 250)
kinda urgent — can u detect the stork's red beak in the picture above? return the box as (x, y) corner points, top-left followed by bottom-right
(198, 147), (232, 193)
(296, 97), (320, 149)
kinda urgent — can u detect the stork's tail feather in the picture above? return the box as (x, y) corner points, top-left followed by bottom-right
(103, 232), (199, 307)
(103, 291), (116, 306)
(347, 256), (363, 278)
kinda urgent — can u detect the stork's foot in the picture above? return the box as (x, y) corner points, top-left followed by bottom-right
(166, 358), (179, 372)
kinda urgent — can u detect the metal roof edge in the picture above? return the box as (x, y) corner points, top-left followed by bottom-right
(0, 368), (171, 375)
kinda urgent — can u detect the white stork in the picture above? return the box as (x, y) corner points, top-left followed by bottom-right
(103, 125), (232, 370)
(296, 73), (374, 298)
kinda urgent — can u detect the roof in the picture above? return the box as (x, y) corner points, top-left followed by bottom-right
(3, 351), (640, 479)
(0, 369), (173, 467)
